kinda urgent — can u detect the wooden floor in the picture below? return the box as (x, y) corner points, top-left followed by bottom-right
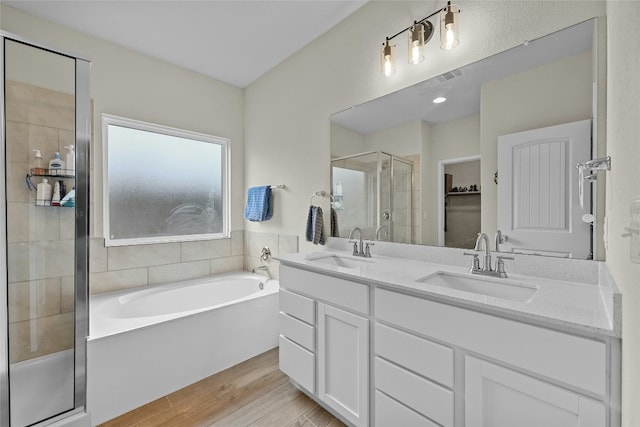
(99, 348), (346, 427)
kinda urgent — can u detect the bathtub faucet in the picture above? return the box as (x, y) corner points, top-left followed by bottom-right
(252, 265), (270, 278)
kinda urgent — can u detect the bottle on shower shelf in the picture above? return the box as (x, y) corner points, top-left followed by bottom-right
(32, 149), (44, 175)
(48, 152), (65, 176)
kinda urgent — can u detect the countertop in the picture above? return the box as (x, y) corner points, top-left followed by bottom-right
(277, 249), (621, 338)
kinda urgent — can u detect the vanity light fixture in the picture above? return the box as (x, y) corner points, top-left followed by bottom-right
(381, 1), (460, 77)
(381, 39), (396, 77)
(440, 2), (460, 50)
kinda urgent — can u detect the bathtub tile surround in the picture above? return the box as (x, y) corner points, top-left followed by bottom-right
(243, 230), (299, 280)
(89, 230), (245, 295)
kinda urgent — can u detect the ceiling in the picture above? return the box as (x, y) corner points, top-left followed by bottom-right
(4, 0), (368, 88)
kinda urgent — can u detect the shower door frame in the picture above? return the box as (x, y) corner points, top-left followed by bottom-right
(0, 31), (91, 426)
(330, 150), (413, 243)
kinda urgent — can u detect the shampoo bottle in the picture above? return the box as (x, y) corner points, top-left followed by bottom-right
(32, 150), (44, 175)
(49, 152), (65, 176)
(51, 181), (61, 206)
(64, 145), (75, 176)
(36, 178), (51, 206)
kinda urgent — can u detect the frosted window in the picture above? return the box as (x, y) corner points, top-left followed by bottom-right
(103, 115), (229, 245)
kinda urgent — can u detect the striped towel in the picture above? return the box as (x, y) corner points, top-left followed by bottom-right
(305, 206), (326, 245)
(243, 186), (273, 222)
(330, 207), (339, 237)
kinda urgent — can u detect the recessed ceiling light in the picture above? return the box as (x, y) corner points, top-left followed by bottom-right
(433, 97), (447, 104)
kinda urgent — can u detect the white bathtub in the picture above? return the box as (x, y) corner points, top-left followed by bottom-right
(87, 272), (279, 425)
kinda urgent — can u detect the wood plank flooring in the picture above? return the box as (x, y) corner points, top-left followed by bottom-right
(98, 348), (346, 427)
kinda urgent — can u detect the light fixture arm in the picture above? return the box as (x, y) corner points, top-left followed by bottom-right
(384, 1), (454, 42)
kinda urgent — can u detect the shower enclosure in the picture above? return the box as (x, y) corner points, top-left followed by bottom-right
(331, 151), (413, 244)
(1, 32), (91, 426)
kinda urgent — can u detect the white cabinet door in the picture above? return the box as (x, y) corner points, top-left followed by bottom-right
(465, 356), (606, 427)
(318, 303), (369, 427)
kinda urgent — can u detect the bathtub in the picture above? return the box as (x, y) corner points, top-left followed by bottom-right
(87, 272), (279, 425)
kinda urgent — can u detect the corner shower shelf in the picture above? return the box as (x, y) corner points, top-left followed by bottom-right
(29, 168), (76, 179)
(447, 191), (481, 196)
(27, 169), (75, 207)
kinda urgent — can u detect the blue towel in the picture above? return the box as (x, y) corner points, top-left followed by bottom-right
(244, 186), (273, 222)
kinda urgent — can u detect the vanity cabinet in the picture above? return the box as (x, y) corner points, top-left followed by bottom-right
(376, 287), (611, 427)
(278, 288), (316, 393)
(279, 265), (370, 427)
(279, 263), (616, 427)
(465, 356), (606, 427)
(318, 302), (368, 426)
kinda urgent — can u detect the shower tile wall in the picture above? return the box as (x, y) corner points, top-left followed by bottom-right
(5, 80), (76, 363)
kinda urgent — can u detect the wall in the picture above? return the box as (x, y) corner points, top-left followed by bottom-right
(1, 5), (248, 295)
(330, 124), (365, 158)
(245, 0), (605, 252)
(480, 50), (593, 245)
(424, 114), (480, 245)
(605, 1), (640, 426)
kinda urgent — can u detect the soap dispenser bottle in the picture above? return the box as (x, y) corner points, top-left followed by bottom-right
(64, 145), (75, 176)
(49, 152), (65, 176)
(36, 178), (52, 206)
(32, 150), (44, 175)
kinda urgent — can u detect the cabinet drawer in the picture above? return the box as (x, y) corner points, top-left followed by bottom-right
(375, 288), (606, 396)
(279, 288), (315, 325)
(279, 335), (315, 393)
(375, 357), (453, 427)
(375, 323), (453, 388)
(375, 391), (439, 427)
(281, 265), (369, 315)
(279, 312), (315, 351)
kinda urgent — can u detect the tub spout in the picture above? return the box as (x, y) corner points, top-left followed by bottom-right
(252, 265), (270, 278)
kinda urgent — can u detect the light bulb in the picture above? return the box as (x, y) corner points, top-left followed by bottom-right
(440, 3), (460, 50)
(408, 22), (425, 65)
(381, 41), (396, 77)
(445, 25), (455, 50)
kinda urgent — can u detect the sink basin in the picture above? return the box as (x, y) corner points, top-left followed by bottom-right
(417, 272), (538, 303)
(306, 254), (374, 269)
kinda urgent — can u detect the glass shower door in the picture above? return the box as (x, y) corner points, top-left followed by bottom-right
(391, 158), (413, 244)
(2, 36), (89, 427)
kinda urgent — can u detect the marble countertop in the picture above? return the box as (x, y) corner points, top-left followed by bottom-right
(277, 249), (621, 338)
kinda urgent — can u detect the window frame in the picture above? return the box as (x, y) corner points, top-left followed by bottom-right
(102, 114), (231, 247)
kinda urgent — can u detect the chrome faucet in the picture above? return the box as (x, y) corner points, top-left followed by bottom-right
(464, 232), (514, 278)
(375, 224), (388, 240)
(349, 227), (373, 258)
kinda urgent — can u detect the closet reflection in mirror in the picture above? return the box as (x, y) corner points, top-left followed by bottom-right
(330, 19), (606, 260)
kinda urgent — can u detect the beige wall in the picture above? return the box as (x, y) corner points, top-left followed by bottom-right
(365, 120), (422, 157)
(480, 50), (594, 246)
(605, 1), (640, 426)
(1, 5), (247, 295)
(423, 115), (481, 245)
(245, 1), (605, 253)
(330, 124), (365, 158)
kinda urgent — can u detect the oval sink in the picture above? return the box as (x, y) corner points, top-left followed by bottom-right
(306, 254), (374, 269)
(417, 272), (538, 303)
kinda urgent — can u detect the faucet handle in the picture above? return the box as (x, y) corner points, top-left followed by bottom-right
(464, 252), (481, 271)
(364, 241), (374, 258)
(348, 240), (359, 254)
(495, 255), (514, 278)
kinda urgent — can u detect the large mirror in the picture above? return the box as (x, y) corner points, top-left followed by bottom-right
(330, 19), (606, 260)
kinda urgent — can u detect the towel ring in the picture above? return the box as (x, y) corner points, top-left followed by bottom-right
(310, 190), (334, 206)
